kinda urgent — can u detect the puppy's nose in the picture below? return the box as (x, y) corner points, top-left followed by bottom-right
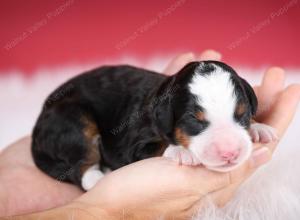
(211, 140), (241, 161)
(219, 149), (240, 161)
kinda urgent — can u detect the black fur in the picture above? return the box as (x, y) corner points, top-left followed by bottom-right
(31, 61), (257, 188)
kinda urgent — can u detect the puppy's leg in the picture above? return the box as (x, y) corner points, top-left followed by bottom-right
(163, 145), (200, 166)
(249, 123), (278, 143)
(32, 103), (103, 189)
(79, 118), (104, 191)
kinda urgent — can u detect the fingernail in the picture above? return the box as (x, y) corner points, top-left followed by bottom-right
(250, 147), (271, 168)
(199, 49), (222, 61)
(183, 52), (195, 61)
(213, 51), (222, 60)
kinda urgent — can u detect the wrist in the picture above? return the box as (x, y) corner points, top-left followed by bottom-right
(12, 202), (119, 220)
(66, 202), (119, 220)
(69, 201), (161, 220)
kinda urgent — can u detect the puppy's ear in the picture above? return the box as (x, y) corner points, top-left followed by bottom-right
(239, 77), (258, 116)
(152, 77), (176, 139)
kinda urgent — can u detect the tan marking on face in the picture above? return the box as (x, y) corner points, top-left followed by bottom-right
(196, 111), (205, 121)
(80, 116), (101, 175)
(236, 103), (246, 117)
(175, 128), (190, 148)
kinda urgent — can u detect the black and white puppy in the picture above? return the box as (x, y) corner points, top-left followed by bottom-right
(31, 61), (277, 191)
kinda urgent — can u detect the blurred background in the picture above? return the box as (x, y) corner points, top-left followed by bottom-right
(0, 0), (299, 148)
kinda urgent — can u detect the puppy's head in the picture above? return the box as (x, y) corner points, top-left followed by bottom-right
(154, 61), (257, 172)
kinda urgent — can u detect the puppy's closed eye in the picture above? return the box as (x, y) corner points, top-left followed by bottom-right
(178, 111), (209, 136)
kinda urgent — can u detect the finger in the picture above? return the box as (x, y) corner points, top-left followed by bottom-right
(198, 49), (222, 61)
(174, 165), (232, 196)
(256, 67), (285, 120)
(188, 183), (238, 214)
(0, 136), (32, 166)
(231, 147), (271, 182)
(207, 183), (238, 207)
(263, 84), (300, 145)
(205, 147), (271, 208)
(261, 67), (285, 91)
(163, 52), (195, 76)
(187, 146), (272, 213)
(163, 50), (222, 76)
(180, 143), (271, 195)
(250, 84), (300, 162)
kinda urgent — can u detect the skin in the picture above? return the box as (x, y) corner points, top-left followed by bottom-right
(0, 50), (299, 219)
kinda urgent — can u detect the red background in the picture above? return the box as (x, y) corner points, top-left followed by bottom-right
(0, 0), (299, 75)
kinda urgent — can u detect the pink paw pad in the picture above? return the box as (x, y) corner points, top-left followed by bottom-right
(163, 146), (200, 166)
(249, 123), (278, 143)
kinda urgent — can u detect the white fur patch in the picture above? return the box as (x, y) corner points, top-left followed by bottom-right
(187, 64), (252, 171)
(190, 64), (237, 122)
(81, 164), (104, 191)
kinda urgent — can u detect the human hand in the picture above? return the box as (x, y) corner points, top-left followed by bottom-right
(0, 137), (83, 216)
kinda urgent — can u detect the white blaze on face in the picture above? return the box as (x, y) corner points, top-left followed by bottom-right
(188, 64), (252, 172)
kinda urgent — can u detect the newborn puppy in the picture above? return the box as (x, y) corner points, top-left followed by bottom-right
(31, 61), (277, 190)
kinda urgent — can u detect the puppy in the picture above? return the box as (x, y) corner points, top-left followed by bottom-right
(31, 61), (277, 191)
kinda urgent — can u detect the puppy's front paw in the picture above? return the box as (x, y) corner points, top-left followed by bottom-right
(249, 123), (278, 143)
(163, 145), (200, 166)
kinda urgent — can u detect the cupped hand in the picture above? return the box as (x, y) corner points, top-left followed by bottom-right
(0, 137), (83, 216)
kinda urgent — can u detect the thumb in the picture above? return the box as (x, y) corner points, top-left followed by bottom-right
(189, 146), (271, 212)
(184, 145), (271, 195)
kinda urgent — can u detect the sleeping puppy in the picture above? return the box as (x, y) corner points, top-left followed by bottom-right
(31, 61), (277, 191)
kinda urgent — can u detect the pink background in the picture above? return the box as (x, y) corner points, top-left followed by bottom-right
(1, 0), (300, 75)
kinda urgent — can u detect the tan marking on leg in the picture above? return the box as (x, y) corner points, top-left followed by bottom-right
(80, 116), (101, 175)
(175, 128), (190, 148)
